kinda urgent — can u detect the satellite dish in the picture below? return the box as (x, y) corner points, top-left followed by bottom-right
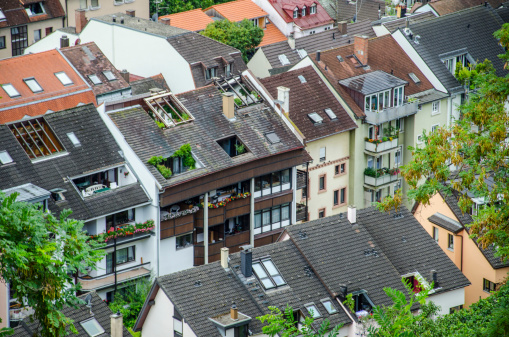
(84, 294), (92, 308)
(392, 0), (400, 5)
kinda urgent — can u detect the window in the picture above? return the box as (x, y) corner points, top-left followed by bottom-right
(365, 90), (391, 112)
(176, 233), (193, 249)
(432, 101), (440, 115)
(34, 29), (41, 42)
(252, 258), (286, 289)
(319, 147), (326, 161)
(103, 70), (116, 81)
(0, 36), (5, 49)
(449, 305), (463, 314)
(2, 83), (20, 98)
(67, 132), (81, 147)
(106, 246), (135, 273)
(254, 169), (291, 198)
(308, 112), (323, 124)
(367, 156), (374, 169)
(11, 25), (28, 56)
(174, 317), (183, 336)
(278, 54), (290, 66)
(324, 108), (336, 120)
(266, 132), (280, 144)
(321, 299), (337, 314)
(80, 0), (88, 8)
(91, 0), (99, 7)
(319, 175), (325, 191)
(55, 72), (73, 86)
(395, 147), (402, 166)
(393, 86), (404, 106)
(297, 49), (307, 59)
(417, 134), (423, 144)
(340, 187), (346, 204)
(448, 234), (454, 250)
(25, 3), (45, 16)
(433, 227), (439, 243)
(351, 291), (374, 313)
(217, 136), (247, 157)
(376, 156), (382, 170)
(431, 124), (439, 133)
(224, 63), (232, 77)
(0, 151), (13, 164)
(483, 278), (497, 293)
(293, 8), (298, 18)
(302, 6), (306, 16)
(45, 27), (52, 35)
(205, 67), (217, 80)
(24, 78), (43, 93)
(254, 203), (290, 234)
(310, 4), (316, 14)
(80, 318), (105, 337)
(335, 165), (339, 175)
(305, 303), (321, 318)
(333, 190), (338, 206)
(340, 163), (345, 174)
(443, 54), (468, 75)
(318, 208), (325, 218)
(88, 74), (102, 85)
(396, 118), (404, 132)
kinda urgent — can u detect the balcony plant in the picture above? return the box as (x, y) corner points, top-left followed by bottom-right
(365, 137), (382, 144)
(161, 206), (199, 221)
(364, 167), (379, 178)
(89, 220), (155, 243)
(202, 192), (251, 209)
(147, 156), (172, 179)
(389, 168), (400, 176)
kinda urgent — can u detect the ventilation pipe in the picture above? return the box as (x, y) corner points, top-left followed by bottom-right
(231, 303), (239, 320)
(240, 245), (252, 277)
(60, 35), (69, 48)
(347, 205), (356, 224)
(220, 247), (229, 269)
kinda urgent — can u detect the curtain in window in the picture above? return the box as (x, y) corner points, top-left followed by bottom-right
(262, 211), (271, 226)
(254, 212), (262, 228)
(272, 208), (280, 223)
(281, 205), (290, 220)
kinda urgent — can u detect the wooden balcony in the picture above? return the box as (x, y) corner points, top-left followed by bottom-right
(193, 230), (250, 266)
(160, 212), (194, 239)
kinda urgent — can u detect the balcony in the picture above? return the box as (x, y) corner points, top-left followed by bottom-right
(364, 168), (400, 187)
(194, 230), (250, 265)
(296, 203), (307, 222)
(365, 101), (418, 125)
(297, 170), (307, 190)
(78, 262), (151, 291)
(365, 138), (398, 153)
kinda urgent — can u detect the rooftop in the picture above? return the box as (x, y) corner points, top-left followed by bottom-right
(421, 0), (506, 16)
(380, 11), (436, 34)
(90, 13), (189, 37)
(338, 70), (408, 95)
(158, 9), (214, 32)
(259, 23), (287, 47)
(269, 0), (334, 29)
(318, 0), (384, 23)
(207, 0), (268, 21)
(2, 183), (50, 203)
(0, 0), (65, 28)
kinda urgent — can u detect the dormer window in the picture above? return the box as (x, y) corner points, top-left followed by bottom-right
(302, 6), (306, 16)
(25, 3), (45, 16)
(350, 290), (375, 315)
(205, 67), (217, 80)
(293, 7), (298, 18)
(310, 4), (317, 14)
(224, 63), (232, 77)
(305, 303), (321, 318)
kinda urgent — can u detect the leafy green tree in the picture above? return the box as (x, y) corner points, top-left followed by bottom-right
(108, 277), (153, 330)
(0, 192), (104, 337)
(201, 19), (264, 62)
(257, 305), (343, 337)
(376, 23), (509, 261)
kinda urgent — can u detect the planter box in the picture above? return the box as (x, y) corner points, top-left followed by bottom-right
(364, 173), (399, 187)
(365, 139), (398, 153)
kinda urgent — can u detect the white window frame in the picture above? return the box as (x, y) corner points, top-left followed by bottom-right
(302, 6), (306, 16)
(293, 8), (298, 18)
(367, 156), (374, 169)
(396, 118), (404, 132)
(55, 72), (73, 86)
(433, 226), (439, 243)
(431, 124), (439, 133)
(310, 4), (316, 14)
(173, 317), (183, 336)
(205, 67), (217, 80)
(393, 86), (404, 107)
(448, 233), (454, 251)
(431, 101), (440, 115)
(24, 78), (43, 93)
(395, 146), (402, 167)
(2, 83), (21, 98)
(319, 147), (326, 162)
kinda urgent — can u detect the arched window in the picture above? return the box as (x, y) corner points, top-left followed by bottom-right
(302, 6), (306, 16)
(293, 8), (298, 18)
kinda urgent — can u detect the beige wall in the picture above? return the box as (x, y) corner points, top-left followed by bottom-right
(0, 282), (6, 329)
(0, 17), (63, 60)
(301, 132), (350, 221)
(62, 0), (149, 27)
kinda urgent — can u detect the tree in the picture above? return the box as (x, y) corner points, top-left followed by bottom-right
(0, 192), (104, 337)
(108, 277), (152, 331)
(201, 19), (264, 62)
(257, 305), (343, 337)
(377, 23), (509, 261)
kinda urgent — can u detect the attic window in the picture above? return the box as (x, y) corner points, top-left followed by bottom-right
(324, 108), (337, 120)
(25, 2), (45, 16)
(293, 8), (298, 18)
(88, 74), (102, 85)
(24, 78), (43, 93)
(321, 299), (337, 314)
(67, 132), (81, 147)
(298, 75), (307, 83)
(0, 10), (5, 21)
(308, 112), (323, 124)
(265, 132), (280, 144)
(301, 6), (306, 16)
(2, 83), (21, 98)
(217, 135), (247, 157)
(55, 72), (73, 86)
(310, 4), (317, 14)
(80, 318), (105, 337)
(252, 258), (286, 289)
(50, 188), (66, 201)
(297, 49), (307, 59)
(0, 151), (13, 165)
(305, 303), (321, 318)
(337, 55), (344, 62)
(103, 71), (116, 81)
(278, 54), (290, 66)
(408, 73), (420, 84)
(350, 290), (375, 314)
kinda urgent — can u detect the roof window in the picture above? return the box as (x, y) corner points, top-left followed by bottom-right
(24, 78), (43, 93)
(9, 117), (65, 160)
(103, 70), (116, 81)
(67, 132), (81, 147)
(293, 8), (298, 18)
(324, 108), (337, 120)
(305, 303), (321, 318)
(88, 74), (102, 85)
(55, 72), (73, 86)
(2, 84), (20, 98)
(265, 132), (280, 144)
(297, 49), (307, 59)
(278, 54), (290, 66)
(0, 10), (6, 21)
(298, 75), (307, 84)
(337, 55), (344, 62)
(408, 73), (420, 84)
(308, 112), (323, 124)
(80, 318), (105, 337)
(0, 151), (13, 165)
(25, 2), (45, 16)
(143, 91), (195, 128)
(217, 135), (247, 157)
(252, 258), (286, 290)
(321, 299), (337, 314)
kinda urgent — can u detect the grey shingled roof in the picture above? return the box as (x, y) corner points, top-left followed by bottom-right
(497, 2), (509, 22)
(260, 19), (376, 71)
(318, 0), (384, 23)
(108, 84), (305, 188)
(12, 292), (130, 337)
(338, 70), (408, 95)
(428, 213), (463, 234)
(0, 104), (150, 221)
(380, 12), (436, 34)
(401, 5), (507, 93)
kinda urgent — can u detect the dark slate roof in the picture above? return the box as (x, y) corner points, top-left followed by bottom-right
(428, 213), (463, 234)
(318, 0), (384, 23)
(401, 5), (507, 93)
(260, 66), (357, 142)
(108, 84), (305, 188)
(497, 2), (509, 22)
(0, 104), (150, 221)
(338, 70), (408, 95)
(130, 74), (170, 95)
(11, 292), (130, 337)
(380, 12), (436, 34)
(286, 206), (470, 305)
(90, 13), (188, 37)
(408, 88), (450, 105)
(260, 19), (376, 71)
(0, 0), (65, 28)
(155, 260), (266, 337)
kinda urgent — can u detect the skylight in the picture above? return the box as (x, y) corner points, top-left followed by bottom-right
(297, 49), (307, 59)
(265, 132), (280, 144)
(0, 10), (6, 21)
(67, 132), (81, 147)
(88, 74), (102, 85)
(321, 299), (337, 314)
(337, 55), (344, 62)
(2, 84), (20, 98)
(324, 108), (337, 120)
(252, 259), (286, 290)
(55, 72), (73, 86)
(305, 303), (321, 318)
(408, 72), (421, 84)
(24, 78), (43, 93)
(0, 151), (13, 165)
(308, 112), (323, 124)
(103, 70), (116, 81)
(298, 75), (307, 84)
(278, 54), (290, 66)
(80, 318), (105, 337)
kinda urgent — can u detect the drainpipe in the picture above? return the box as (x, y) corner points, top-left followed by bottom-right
(204, 192), (209, 264)
(250, 178), (255, 247)
(305, 162), (309, 221)
(114, 220), (117, 295)
(457, 233), (464, 271)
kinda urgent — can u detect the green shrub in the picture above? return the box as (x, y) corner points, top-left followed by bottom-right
(157, 165), (172, 178)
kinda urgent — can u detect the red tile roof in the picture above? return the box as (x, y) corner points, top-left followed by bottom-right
(0, 49), (95, 123)
(269, 0), (333, 29)
(159, 9), (213, 32)
(259, 23), (287, 46)
(207, 0), (267, 21)
(0, 0), (65, 28)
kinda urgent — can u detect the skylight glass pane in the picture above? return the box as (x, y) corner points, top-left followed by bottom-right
(298, 75), (307, 83)
(67, 132), (81, 147)
(306, 305), (320, 318)
(0, 10), (6, 20)
(322, 300), (337, 314)
(262, 260), (279, 276)
(261, 278), (275, 289)
(278, 54), (290, 66)
(297, 49), (307, 59)
(252, 263), (268, 278)
(2, 84), (20, 98)
(88, 74), (102, 85)
(80, 318), (105, 337)
(308, 112), (323, 124)
(103, 70), (116, 81)
(409, 72), (420, 84)
(55, 72), (73, 86)
(272, 275), (286, 286)
(24, 78), (43, 93)
(0, 151), (13, 164)
(324, 108), (337, 120)
(265, 132), (280, 144)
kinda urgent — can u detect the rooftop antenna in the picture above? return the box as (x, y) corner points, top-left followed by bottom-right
(84, 293), (93, 316)
(152, 0), (169, 21)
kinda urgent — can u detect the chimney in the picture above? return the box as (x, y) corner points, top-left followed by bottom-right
(75, 9), (87, 34)
(120, 69), (130, 83)
(430, 270), (439, 288)
(405, 17), (410, 29)
(126, 9), (135, 17)
(60, 35), (69, 48)
(354, 35), (368, 65)
(347, 205), (356, 224)
(222, 92), (235, 120)
(220, 247), (229, 269)
(277, 86), (290, 114)
(112, 15), (116, 23)
(110, 311), (123, 337)
(338, 21), (347, 34)
(287, 33), (295, 50)
(161, 18), (171, 25)
(230, 303), (238, 320)
(120, 17), (124, 24)
(397, 5), (406, 18)
(316, 50), (321, 62)
(240, 245), (252, 277)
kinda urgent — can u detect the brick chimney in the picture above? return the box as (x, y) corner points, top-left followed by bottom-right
(120, 69), (130, 83)
(222, 93), (235, 120)
(110, 311), (123, 337)
(60, 35), (69, 48)
(338, 21), (347, 34)
(161, 17), (171, 25)
(75, 9), (87, 34)
(126, 9), (135, 17)
(354, 35), (369, 65)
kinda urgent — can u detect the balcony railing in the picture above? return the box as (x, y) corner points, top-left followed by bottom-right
(365, 138), (399, 153)
(296, 204), (307, 221)
(297, 170), (307, 190)
(78, 262), (151, 291)
(364, 173), (399, 187)
(365, 101), (418, 125)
